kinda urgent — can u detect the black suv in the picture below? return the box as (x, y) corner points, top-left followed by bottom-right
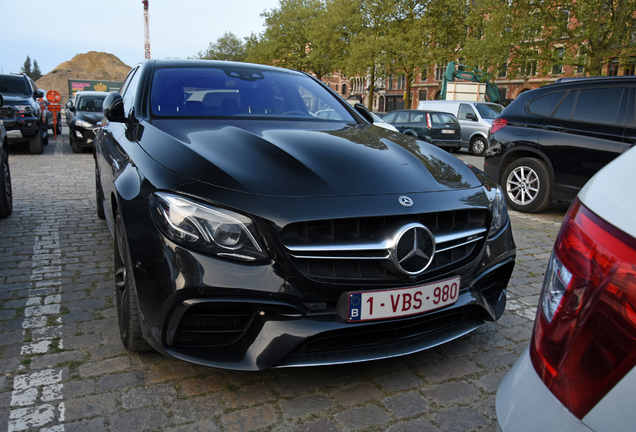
(0, 73), (48, 154)
(485, 76), (635, 213)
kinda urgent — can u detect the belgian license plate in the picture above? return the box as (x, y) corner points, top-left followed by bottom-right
(347, 277), (460, 322)
(441, 129), (455, 134)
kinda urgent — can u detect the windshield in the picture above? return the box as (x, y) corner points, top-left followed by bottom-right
(77, 95), (107, 112)
(0, 75), (31, 96)
(475, 103), (504, 119)
(150, 66), (355, 121)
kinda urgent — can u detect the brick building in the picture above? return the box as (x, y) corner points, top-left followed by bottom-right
(321, 60), (636, 113)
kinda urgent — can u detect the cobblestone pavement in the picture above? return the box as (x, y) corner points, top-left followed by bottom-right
(0, 130), (570, 432)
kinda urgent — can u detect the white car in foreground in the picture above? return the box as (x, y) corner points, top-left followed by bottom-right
(496, 146), (636, 431)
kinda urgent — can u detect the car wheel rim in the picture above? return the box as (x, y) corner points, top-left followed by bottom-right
(473, 139), (485, 154)
(506, 166), (540, 206)
(115, 216), (130, 341)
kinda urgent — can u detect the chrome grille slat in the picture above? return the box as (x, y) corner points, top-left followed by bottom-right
(280, 210), (489, 282)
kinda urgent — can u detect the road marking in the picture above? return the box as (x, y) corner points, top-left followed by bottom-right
(8, 225), (66, 432)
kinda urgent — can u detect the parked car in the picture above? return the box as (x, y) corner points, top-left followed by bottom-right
(496, 145), (636, 431)
(0, 94), (12, 218)
(382, 109), (462, 150)
(484, 76), (636, 213)
(0, 73), (48, 154)
(94, 59), (516, 370)
(417, 100), (504, 156)
(67, 91), (107, 153)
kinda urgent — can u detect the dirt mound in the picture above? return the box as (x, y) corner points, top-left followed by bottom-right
(36, 51), (132, 99)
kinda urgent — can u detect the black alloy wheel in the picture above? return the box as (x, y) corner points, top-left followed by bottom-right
(0, 150), (12, 218)
(114, 211), (150, 351)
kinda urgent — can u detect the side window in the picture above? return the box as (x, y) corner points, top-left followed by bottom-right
(395, 112), (409, 123)
(552, 91), (577, 120)
(528, 92), (566, 116)
(458, 104), (474, 120)
(410, 113), (425, 123)
(572, 87), (625, 125)
(121, 67), (141, 116)
(382, 112), (396, 123)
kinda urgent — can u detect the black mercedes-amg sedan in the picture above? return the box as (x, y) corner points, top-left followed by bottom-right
(94, 59), (516, 370)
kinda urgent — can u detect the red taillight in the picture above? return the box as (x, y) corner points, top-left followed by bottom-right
(491, 118), (507, 134)
(426, 113), (433, 129)
(531, 198), (636, 419)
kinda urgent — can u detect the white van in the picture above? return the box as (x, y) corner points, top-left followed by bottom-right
(416, 100), (504, 155)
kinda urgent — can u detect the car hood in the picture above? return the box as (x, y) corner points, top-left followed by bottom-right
(138, 119), (483, 197)
(74, 112), (104, 125)
(3, 95), (35, 106)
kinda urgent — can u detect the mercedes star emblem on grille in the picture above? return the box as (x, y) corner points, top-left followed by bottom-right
(392, 223), (436, 275)
(398, 196), (414, 207)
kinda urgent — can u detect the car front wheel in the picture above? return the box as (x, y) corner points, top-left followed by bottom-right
(0, 150), (12, 218)
(114, 210), (150, 351)
(502, 157), (551, 213)
(29, 129), (43, 154)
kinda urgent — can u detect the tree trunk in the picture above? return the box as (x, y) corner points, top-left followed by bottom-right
(368, 67), (376, 111)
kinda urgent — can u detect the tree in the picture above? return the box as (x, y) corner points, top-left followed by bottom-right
(335, 0), (395, 110)
(247, 0), (344, 80)
(21, 56), (32, 77)
(196, 32), (247, 62)
(32, 60), (42, 81)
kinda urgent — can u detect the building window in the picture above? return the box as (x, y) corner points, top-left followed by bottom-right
(397, 75), (406, 90)
(335, 84), (339, 92)
(342, 83), (347, 95)
(498, 58), (508, 78)
(498, 88), (507, 99)
(435, 66), (445, 81)
(520, 59), (537, 76)
(388, 75), (394, 89)
(420, 68), (428, 81)
(608, 59), (619, 76)
(552, 48), (564, 75)
(418, 90), (427, 102)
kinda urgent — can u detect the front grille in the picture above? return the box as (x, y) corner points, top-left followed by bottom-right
(281, 210), (489, 283)
(0, 107), (15, 119)
(170, 302), (256, 348)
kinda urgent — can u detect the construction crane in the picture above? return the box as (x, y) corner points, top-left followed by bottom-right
(142, 0), (151, 59)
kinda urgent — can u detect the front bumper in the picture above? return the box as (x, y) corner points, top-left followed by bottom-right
(72, 125), (100, 148)
(125, 205), (515, 370)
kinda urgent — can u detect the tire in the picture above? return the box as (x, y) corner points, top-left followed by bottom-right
(72, 141), (82, 153)
(95, 163), (105, 219)
(56, 115), (62, 135)
(43, 128), (49, 146)
(29, 129), (43, 154)
(0, 150), (12, 219)
(502, 157), (551, 213)
(470, 136), (487, 156)
(114, 211), (150, 351)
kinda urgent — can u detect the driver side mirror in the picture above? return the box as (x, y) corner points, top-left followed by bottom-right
(465, 112), (478, 121)
(102, 92), (126, 123)
(353, 103), (374, 124)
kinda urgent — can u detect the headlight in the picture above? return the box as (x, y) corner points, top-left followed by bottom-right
(75, 119), (93, 128)
(488, 184), (509, 236)
(14, 105), (34, 114)
(150, 192), (269, 262)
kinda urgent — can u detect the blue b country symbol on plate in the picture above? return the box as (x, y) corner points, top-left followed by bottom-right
(349, 293), (362, 321)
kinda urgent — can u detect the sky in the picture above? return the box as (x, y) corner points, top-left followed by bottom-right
(1, 0), (281, 76)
